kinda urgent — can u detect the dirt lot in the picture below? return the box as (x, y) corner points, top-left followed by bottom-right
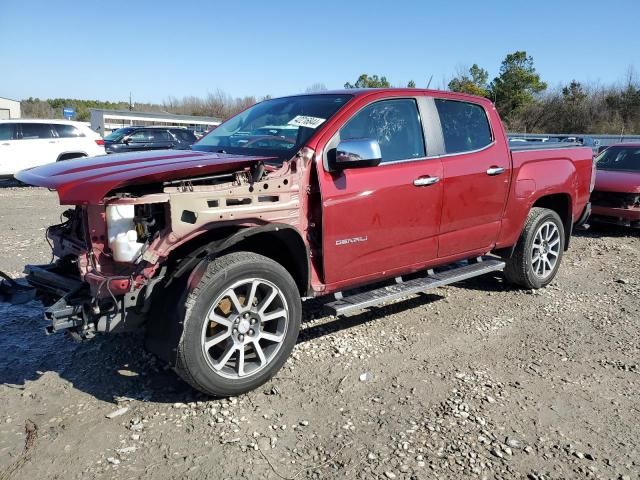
(0, 186), (638, 480)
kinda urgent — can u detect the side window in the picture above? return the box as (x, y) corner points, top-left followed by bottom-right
(19, 123), (54, 140)
(172, 130), (196, 142)
(435, 99), (493, 154)
(128, 130), (151, 142)
(53, 124), (84, 138)
(0, 123), (15, 141)
(340, 99), (425, 163)
(150, 130), (172, 142)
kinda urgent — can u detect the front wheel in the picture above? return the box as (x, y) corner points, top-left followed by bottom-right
(503, 207), (565, 289)
(175, 252), (301, 397)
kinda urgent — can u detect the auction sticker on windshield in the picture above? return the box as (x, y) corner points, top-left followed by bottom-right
(287, 115), (326, 129)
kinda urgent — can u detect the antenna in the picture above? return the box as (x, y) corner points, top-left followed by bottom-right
(426, 75), (433, 89)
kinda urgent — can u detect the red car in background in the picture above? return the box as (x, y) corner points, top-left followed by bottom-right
(591, 144), (640, 228)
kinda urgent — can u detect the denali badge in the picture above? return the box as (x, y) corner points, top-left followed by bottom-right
(336, 236), (368, 246)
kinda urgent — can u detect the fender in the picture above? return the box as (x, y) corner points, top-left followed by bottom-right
(496, 157), (577, 250)
(171, 223), (311, 296)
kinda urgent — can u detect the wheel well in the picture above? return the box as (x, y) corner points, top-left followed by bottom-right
(532, 193), (572, 250)
(166, 225), (310, 296)
(57, 152), (87, 161)
(224, 230), (309, 296)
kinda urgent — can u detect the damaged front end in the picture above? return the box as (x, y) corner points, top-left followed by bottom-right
(20, 205), (164, 340)
(9, 148), (311, 341)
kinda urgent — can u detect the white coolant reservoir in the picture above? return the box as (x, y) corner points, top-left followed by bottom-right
(106, 205), (144, 262)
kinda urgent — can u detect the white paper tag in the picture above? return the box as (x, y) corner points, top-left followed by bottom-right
(287, 115), (326, 129)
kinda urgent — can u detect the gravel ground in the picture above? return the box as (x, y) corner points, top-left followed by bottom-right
(0, 186), (638, 480)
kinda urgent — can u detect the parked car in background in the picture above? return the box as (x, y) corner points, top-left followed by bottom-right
(561, 136), (601, 155)
(104, 126), (196, 153)
(13, 89), (593, 397)
(0, 119), (105, 179)
(590, 144), (640, 228)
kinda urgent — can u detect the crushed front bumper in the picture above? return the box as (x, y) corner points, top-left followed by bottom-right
(16, 262), (147, 339)
(24, 264), (94, 336)
(0, 264), (93, 337)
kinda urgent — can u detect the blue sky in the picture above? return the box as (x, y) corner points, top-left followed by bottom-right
(2, 0), (639, 103)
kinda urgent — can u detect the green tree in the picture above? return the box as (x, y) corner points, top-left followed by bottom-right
(489, 51), (547, 120)
(559, 80), (589, 132)
(562, 80), (587, 103)
(407, 80), (416, 88)
(448, 64), (490, 97)
(344, 74), (390, 89)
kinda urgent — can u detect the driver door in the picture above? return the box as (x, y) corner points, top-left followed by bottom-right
(319, 98), (443, 287)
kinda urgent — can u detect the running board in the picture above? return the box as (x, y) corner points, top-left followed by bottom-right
(325, 257), (505, 316)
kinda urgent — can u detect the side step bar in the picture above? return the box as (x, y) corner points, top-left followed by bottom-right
(325, 257), (505, 316)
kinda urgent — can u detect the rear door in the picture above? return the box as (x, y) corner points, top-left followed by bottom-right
(16, 123), (59, 169)
(319, 97), (443, 287)
(434, 99), (510, 257)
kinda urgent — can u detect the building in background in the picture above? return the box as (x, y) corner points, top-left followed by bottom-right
(0, 97), (21, 119)
(90, 108), (221, 135)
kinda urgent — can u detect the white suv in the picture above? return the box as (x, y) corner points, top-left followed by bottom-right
(0, 119), (106, 178)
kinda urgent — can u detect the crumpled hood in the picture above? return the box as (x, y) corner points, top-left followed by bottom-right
(15, 150), (272, 204)
(595, 169), (640, 194)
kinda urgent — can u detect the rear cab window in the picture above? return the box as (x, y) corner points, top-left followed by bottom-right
(435, 99), (493, 154)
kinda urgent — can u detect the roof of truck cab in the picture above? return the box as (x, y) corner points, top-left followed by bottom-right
(282, 88), (494, 104)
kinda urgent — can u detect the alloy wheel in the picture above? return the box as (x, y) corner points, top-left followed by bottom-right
(201, 278), (289, 379)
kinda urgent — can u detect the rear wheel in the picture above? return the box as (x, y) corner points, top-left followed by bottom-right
(504, 207), (565, 289)
(175, 252), (301, 397)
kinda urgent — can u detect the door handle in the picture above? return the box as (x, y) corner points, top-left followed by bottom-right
(1, 143), (9, 146)
(486, 166), (505, 176)
(413, 176), (440, 186)
(48, 140), (57, 144)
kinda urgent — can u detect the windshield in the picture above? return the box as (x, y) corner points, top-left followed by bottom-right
(192, 94), (353, 161)
(596, 146), (640, 172)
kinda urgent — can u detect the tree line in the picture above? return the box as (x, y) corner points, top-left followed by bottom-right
(20, 52), (640, 134)
(343, 52), (640, 135)
(21, 90), (262, 123)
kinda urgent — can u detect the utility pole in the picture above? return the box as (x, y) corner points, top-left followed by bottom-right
(129, 92), (133, 111)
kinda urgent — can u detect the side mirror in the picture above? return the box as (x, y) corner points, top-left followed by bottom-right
(332, 138), (382, 170)
(123, 137), (131, 144)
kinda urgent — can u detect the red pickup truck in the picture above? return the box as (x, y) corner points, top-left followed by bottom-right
(14, 89), (594, 396)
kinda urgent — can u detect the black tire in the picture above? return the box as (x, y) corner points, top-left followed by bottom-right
(175, 252), (301, 397)
(503, 207), (565, 289)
